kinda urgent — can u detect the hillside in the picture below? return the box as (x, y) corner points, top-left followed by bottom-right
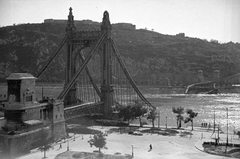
(0, 22), (240, 86)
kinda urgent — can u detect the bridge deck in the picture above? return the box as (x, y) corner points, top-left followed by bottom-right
(64, 102), (103, 120)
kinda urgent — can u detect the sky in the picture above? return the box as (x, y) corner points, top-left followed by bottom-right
(0, 0), (240, 43)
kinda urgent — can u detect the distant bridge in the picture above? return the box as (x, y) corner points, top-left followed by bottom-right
(185, 73), (240, 94)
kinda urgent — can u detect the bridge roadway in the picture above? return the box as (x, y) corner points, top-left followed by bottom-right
(64, 102), (103, 120)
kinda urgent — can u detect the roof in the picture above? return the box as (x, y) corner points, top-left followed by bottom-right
(6, 73), (36, 80)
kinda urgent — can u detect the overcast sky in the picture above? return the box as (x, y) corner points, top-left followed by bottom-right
(0, 0), (240, 43)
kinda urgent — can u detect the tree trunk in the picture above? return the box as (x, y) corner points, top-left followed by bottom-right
(44, 150), (46, 158)
(177, 119), (179, 129)
(191, 120), (193, 131)
(178, 119), (182, 129)
(139, 117), (142, 127)
(99, 147), (101, 153)
(152, 120), (155, 128)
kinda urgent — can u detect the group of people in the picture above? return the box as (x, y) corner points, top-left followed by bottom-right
(201, 122), (211, 128)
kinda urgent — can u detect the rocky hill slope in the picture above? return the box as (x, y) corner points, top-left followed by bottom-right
(0, 22), (240, 86)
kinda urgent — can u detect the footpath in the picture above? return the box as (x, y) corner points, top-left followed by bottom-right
(15, 125), (238, 159)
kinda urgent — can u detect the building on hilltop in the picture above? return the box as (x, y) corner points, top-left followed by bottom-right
(176, 33), (185, 37)
(44, 19), (99, 25)
(113, 23), (136, 30)
(44, 19), (136, 30)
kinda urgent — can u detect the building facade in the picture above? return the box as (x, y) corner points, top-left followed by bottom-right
(0, 73), (66, 158)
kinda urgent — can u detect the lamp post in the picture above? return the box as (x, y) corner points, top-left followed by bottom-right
(165, 116), (168, 129)
(158, 109), (160, 129)
(131, 145), (134, 158)
(233, 123), (236, 137)
(217, 124), (220, 144)
(225, 108), (229, 153)
(67, 138), (69, 151)
(213, 110), (216, 133)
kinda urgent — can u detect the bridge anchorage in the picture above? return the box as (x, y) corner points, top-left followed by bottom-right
(0, 7), (154, 158)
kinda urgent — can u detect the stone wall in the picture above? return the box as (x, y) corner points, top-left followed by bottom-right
(22, 107), (41, 121)
(0, 127), (51, 159)
(52, 120), (66, 140)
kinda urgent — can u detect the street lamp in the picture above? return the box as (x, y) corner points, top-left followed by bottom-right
(131, 145), (134, 158)
(213, 110), (216, 133)
(158, 108), (160, 129)
(67, 137), (70, 151)
(165, 116), (168, 129)
(225, 108), (229, 153)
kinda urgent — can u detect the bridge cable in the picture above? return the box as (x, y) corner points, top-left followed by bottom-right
(87, 72), (90, 102)
(111, 39), (154, 108)
(78, 51), (101, 97)
(112, 39), (150, 106)
(78, 51), (100, 102)
(57, 34), (106, 100)
(37, 35), (69, 78)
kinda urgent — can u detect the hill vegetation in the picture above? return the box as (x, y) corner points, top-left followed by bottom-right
(0, 22), (240, 86)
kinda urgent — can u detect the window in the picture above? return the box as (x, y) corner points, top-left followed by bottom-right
(7, 80), (21, 102)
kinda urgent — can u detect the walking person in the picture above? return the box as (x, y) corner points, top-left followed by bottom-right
(150, 144), (152, 151)
(59, 143), (62, 149)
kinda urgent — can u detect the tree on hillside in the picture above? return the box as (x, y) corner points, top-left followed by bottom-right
(37, 130), (53, 159)
(172, 106), (185, 129)
(88, 132), (107, 153)
(184, 109), (198, 131)
(118, 105), (133, 124)
(147, 107), (158, 128)
(131, 102), (147, 127)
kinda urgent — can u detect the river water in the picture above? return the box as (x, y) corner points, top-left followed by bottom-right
(1, 85), (240, 133)
(146, 93), (240, 133)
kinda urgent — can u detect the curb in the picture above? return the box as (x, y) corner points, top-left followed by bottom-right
(195, 139), (205, 152)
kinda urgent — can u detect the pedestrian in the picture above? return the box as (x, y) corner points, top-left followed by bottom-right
(59, 143), (62, 149)
(150, 144), (152, 150)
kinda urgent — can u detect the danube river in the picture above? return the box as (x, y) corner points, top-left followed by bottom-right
(147, 93), (240, 133)
(1, 85), (239, 133)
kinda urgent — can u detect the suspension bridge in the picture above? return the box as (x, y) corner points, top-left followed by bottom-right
(37, 8), (154, 119)
(0, 8), (154, 157)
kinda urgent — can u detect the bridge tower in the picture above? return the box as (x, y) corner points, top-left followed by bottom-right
(64, 7), (78, 106)
(99, 11), (113, 117)
(64, 8), (113, 116)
